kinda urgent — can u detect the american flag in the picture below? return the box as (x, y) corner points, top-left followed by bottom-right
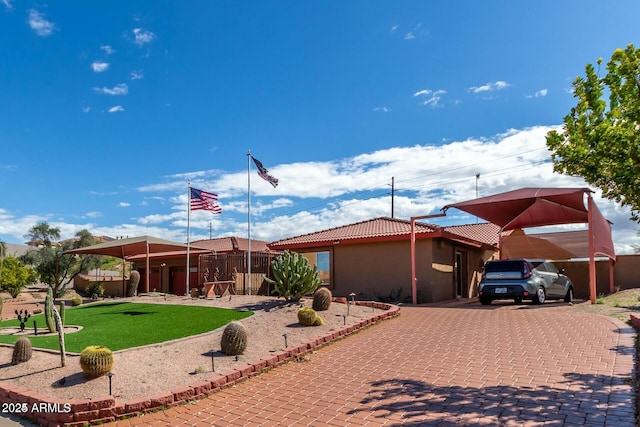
(190, 187), (221, 213)
(251, 155), (279, 188)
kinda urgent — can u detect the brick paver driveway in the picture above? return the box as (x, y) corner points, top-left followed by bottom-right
(106, 301), (636, 426)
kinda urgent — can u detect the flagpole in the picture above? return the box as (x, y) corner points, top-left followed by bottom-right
(186, 180), (191, 296)
(247, 150), (252, 296)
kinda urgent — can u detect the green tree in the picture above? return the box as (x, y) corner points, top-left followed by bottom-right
(21, 222), (102, 298)
(0, 256), (37, 298)
(546, 43), (640, 221)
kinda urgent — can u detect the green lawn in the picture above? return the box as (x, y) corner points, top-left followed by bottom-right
(0, 302), (253, 353)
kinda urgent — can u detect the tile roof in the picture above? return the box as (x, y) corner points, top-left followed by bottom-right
(191, 237), (270, 253)
(268, 217), (501, 249)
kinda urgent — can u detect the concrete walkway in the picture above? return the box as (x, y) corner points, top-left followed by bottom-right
(96, 301), (637, 426)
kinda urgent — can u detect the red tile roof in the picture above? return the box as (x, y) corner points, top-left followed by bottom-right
(268, 217), (501, 250)
(191, 237), (270, 253)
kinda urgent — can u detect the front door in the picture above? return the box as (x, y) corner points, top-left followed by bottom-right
(455, 250), (468, 298)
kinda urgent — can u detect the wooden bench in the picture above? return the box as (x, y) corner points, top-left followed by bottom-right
(203, 281), (237, 298)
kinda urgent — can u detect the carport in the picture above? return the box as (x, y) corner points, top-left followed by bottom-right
(410, 188), (616, 304)
(63, 236), (210, 295)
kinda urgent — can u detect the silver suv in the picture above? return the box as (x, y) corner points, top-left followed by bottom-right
(478, 259), (574, 305)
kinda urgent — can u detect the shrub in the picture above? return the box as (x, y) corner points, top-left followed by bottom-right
(86, 282), (104, 299)
(79, 346), (114, 378)
(312, 287), (332, 311)
(12, 337), (32, 365)
(220, 321), (247, 356)
(265, 251), (321, 302)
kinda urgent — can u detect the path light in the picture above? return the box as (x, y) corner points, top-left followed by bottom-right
(342, 314), (347, 325)
(349, 293), (356, 304)
(107, 372), (114, 395)
(235, 355), (239, 362)
(210, 350), (216, 372)
(282, 333), (289, 348)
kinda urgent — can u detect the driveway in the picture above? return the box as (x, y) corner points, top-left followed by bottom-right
(59, 301), (640, 425)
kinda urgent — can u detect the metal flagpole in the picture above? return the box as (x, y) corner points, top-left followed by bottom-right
(186, 180), (191, 296)
(247, 150), (252, 295)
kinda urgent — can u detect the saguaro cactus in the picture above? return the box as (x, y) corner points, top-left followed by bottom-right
(44, 287), (56, 333)
(127, 270), (140, 297)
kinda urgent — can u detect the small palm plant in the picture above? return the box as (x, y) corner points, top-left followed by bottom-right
(265, 251), (321, 302)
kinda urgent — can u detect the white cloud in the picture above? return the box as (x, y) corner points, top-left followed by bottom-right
(108, 105), (124, 113)
(526, 88), (548, 99)
(91, 61), (109, 72)
(85, 211), (102, 218)
(130, 71), (144, 80)
(469, 81), (510, 93)
(27, 9), (57, 37)
(414, 89), (447, 107)
(390, 24), (399, 33)
(2, 0), (13, 10)
(100, 45), (115, 55)
(373, 107), (391, 113)
(117, 202), (130, 207)
(94, 84), (128, 95)
(133, 28), (156, 46)
(82, 106), (91, 113)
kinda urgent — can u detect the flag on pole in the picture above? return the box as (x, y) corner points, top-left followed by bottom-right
(250, 155), (279, 188)
(190, 187), (222, 213)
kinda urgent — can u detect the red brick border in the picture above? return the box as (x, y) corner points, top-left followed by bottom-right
(1, 300), (399, 426)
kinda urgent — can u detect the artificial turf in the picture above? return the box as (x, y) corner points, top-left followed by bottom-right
(0, 301), (253, 353)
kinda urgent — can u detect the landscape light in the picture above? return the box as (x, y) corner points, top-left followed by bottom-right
(106, 372), (114, 395)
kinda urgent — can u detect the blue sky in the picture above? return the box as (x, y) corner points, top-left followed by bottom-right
(1, 1), (640, 253)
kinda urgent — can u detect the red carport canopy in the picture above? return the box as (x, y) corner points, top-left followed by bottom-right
(63, 236), (210, 294)
(441, 187), (615, 303)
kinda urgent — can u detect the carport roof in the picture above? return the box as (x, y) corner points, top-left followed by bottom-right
(269, 217), (501, 250)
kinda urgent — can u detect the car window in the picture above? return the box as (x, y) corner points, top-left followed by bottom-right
(484, 261), (524, 273)
(544, 263), (558, 274)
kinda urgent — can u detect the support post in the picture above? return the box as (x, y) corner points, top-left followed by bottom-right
(587, 195), (597, 304)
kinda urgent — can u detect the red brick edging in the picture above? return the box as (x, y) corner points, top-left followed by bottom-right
(0, 300), (399, 426)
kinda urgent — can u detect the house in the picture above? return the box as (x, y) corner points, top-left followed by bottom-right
(268, 217), (502, 303)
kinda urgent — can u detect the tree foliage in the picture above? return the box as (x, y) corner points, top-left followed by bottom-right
(546, 43), (640, 221)
(20, 222), (102, 298)
(0, 256), (37, 298)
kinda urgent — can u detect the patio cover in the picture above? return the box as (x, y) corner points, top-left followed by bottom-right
(441, 187), (615, 303)
(63, 236), (210, 293)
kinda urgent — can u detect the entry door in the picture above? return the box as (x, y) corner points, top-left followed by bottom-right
(455, 250), (468, 298)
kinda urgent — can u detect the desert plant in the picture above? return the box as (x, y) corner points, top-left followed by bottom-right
(70, 296), (82, 306)
(15, 309), (31, 332)
(312, 287), (332, 311)
(44, 286), (56, 333)
(265, 251), (321, 302)
(59, 301), (66, 326)
(220, 321), (247, 356)
(313, 315), (324, 326)
(127, 270), (140, 297)
(11, 337), (32, 365)
(297, 307), (319, 326)
(79, 346), (114, 378)
(86, 282), (104, 299)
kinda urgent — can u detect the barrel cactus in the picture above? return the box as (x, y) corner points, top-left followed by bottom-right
(79, 346), (114, 378)
(70, 296), (82, 306)
(220, 321), (248, 356)
(11, 337), (32, 365)
(312, 287), (332, 311)
(265, 251), (321, 302)
(313, 315), (324, 326)
(127, 270), (140, 297)
(297, 307), (319, 326)
(44, 286), (56, 333)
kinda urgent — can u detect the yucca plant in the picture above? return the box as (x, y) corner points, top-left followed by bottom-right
(265, 251), (321, 302)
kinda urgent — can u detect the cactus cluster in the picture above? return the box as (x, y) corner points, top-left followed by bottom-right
(220, 321), (248, 356)
(79, 346), (114, 378)
(127, 270), (140, 297)
(15, 309), (31, 332)
(297, 307), (323, 326)
(312, 287), (332, 311)
(12, 337), (32, 365)
(265, 251), (321, 302)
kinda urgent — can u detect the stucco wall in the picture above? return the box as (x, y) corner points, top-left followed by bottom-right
(555, 254), (640, 300)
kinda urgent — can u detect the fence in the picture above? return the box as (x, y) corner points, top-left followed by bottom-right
(197, 252), (279, 295)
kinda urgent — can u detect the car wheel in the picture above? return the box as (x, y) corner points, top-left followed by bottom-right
(564, 287), (573, 303)
(479, 296), (492, 305)
(532, 287), (546, 305)
(514, 297), (523, 304)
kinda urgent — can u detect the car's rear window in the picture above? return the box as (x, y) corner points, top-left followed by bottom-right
(484, 261), (525, 273)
